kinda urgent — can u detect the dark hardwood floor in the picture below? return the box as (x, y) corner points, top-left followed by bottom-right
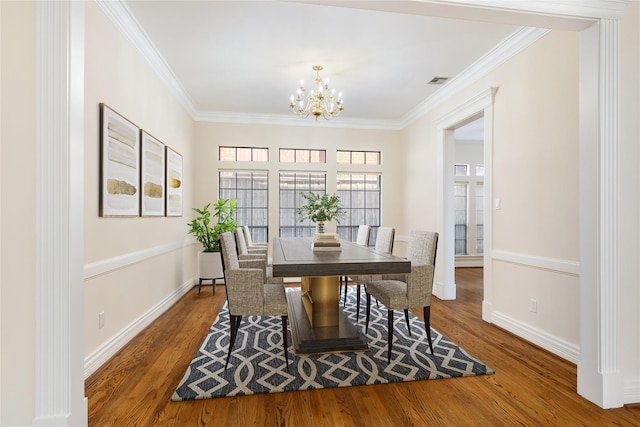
(86, 268), (640, 426)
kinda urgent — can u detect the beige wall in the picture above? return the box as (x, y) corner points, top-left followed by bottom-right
(194, 122), (406, 246)
(403, 30), (581, 350)
(83, 2), (196, 368)
(1, 2), (639, 424)
(0, 1), (36, 424)
(619, 0), (640, 393)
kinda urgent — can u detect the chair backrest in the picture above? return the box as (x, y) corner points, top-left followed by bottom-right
(235, 227), (250, 256)
(406, 230), (439, 307)
(374, 227), (395, 254)
(219, 231), (240, 271)
(407, 230), (438, 265)
(355, 225), (370, 246)
(242, 225), (255, 247)
(220, 231), (265, 315)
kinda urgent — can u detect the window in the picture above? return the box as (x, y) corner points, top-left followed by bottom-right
(219, 171), (269, 243)
(219, 146), (268, 162)
(337, 150), (381, 165)
(476, 183), (484, 254)
(279, 172), (326, 237)
(279, 149), (326, 163)
(455, 162), (483, 258)
(454, 183), (468, 255)
(454, 164), (469, 177)
(336, 174), (381, 243)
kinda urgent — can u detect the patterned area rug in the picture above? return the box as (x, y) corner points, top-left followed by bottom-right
(172, 286), (494, 401)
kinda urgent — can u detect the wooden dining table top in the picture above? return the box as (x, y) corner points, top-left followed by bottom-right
(271, 237), (411, 278)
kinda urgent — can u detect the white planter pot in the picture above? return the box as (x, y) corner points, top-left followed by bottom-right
(197, 251), (224, 294)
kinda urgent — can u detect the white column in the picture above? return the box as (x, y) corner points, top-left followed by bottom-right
(578, 18), (623, 409)
(34, 1), (86, 425)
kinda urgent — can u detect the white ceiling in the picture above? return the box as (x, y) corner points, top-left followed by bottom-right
(122, 1), (521, 127)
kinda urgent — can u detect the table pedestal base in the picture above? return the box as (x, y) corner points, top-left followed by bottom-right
(286, 288), (369, 354)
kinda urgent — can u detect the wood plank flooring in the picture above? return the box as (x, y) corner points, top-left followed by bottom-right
(86, 268), (640, 426)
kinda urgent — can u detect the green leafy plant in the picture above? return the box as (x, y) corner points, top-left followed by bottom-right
(295, 192), (346, 223)
(188, 198), (237, 252)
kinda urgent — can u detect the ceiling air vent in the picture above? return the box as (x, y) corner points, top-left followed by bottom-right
(428, 77), (449, 85)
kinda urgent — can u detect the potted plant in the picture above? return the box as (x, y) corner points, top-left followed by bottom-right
(295, 192), (346, 233)
(188, 198), (237, 291)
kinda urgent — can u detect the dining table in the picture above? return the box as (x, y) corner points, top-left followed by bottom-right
(271, 236), (411, 354)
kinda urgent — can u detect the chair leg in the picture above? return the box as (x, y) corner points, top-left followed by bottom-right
(424, 306), (433, 354)
(356, 284), (361, 321)
(387, 309), (394, 364)
(343, 276), (349, 306)
(281, 315), (289, 371)
(226, 315), (243, 369)
(404, 309), (411, 336)
(365, 292), (371, 333)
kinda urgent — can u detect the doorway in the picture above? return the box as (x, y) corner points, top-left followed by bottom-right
(435, 87), (496, 306)
(453, 116), (485, 268)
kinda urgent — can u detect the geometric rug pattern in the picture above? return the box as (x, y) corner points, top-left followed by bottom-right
(172, 286), (494, 401)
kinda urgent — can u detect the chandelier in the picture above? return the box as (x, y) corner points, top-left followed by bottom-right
(290, 65), (344, 120)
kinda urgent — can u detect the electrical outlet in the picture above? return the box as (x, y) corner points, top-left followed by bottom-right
(530, 299), (537, 313)
(99, 311), (105, 328)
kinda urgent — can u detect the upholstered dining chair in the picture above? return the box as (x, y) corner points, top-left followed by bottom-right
(242, 225), (268, 249)
(219, 231), (290, 370)
(365, 230), (438, 363)
(234, 228), (281, 284)
(345, 226), (395, 320)
(339, 225), (370, 301)
(236, 227), (268, 257)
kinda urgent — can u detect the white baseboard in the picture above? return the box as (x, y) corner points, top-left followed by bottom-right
(455, 255), (483, 268)
(83, 277), (193, 378)
(490, 309), (580, 364)
(624, 378), (640, 405)
(434, 280), (456, 300)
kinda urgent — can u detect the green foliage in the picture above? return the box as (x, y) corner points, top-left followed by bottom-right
(295, 192), (346, 224)
(188, 198), (238, 252)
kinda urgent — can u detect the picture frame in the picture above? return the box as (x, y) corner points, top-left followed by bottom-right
(140, 130), (166, 216)
(99, 103), (140, 217)
(165, 146), (183, 217)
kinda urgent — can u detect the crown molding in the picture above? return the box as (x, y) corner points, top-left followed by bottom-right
(193, 110), (404, 130)
(402, 26), (549, 127)
(437, 0), (628, 20)
(102, 1), (620, 131)
(95, 0), (199, 117)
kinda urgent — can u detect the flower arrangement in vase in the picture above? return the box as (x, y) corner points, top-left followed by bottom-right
(295, 192), (346, 233)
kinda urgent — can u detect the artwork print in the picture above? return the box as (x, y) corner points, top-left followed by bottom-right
(140, 131), (166, 216)
(100, 104), (140, 216)
(166, 147), (183, 216)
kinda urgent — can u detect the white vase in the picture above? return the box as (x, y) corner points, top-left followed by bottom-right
(197, 251), (224, 293)
(316, 221), (326, 234)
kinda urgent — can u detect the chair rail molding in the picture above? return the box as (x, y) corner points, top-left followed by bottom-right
(84, 238), (196, 280)
(492, 250), (580, 276)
